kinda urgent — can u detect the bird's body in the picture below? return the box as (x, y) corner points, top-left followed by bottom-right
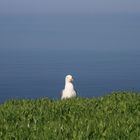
(61, 75), (77, 99)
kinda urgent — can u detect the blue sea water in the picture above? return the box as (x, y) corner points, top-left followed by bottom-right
(0, 14), (140, 102)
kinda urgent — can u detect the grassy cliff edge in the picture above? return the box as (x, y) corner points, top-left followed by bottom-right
(0, 92), (140, 139)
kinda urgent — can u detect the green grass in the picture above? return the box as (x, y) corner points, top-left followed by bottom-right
(0, 92), (140, 140)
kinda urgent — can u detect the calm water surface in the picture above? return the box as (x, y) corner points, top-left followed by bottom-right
(0, 15), (140, 102)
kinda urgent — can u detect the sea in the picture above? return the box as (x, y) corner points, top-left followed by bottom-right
(0, 14), (140, 102)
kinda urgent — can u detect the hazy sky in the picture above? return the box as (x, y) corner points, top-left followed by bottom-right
(0, 0), (140, 15)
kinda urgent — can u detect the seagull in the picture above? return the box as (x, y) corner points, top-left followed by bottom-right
(61, 75), (77, 99)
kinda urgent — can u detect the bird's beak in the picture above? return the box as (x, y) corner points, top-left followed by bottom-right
(71, 77), (74, 82)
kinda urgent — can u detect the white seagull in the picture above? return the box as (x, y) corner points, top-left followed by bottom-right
(61, 75), (77, 99)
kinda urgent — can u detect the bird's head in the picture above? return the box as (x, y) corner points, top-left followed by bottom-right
(65, 75), (74, 83)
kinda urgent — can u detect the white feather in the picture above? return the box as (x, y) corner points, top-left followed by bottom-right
(61, 75), (76, 99)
